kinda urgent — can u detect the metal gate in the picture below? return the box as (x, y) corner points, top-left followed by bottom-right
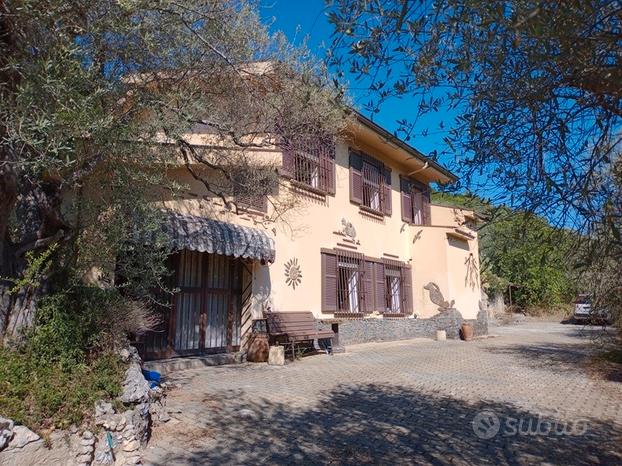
(141, 250), (251, 359)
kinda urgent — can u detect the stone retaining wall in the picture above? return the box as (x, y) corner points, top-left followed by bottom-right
(332, 309), (488, 346)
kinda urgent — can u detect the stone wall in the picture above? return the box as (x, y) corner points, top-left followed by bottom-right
(331, 308), (488, 347)
(0, 346), (164, 466)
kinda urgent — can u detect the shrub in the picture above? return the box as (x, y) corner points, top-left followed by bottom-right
(0, 286), (148, 431)
(0, 349), (125, 431)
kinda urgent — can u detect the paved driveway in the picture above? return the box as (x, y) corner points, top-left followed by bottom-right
(145, 322), (622, 465)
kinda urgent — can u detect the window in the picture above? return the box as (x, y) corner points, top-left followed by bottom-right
(338, 258), (361, 313)
(382, 259), (413, 315)
(362, 157), (382, 211)
(400, 177), (431, 225)
(282, 137), (335, 194)
(232, 167), (275, 213)
(321, 249), (370, 314)
(349, 150), (392, 216)
(384, 264), (402, 313)
(321, 250), (412, 315)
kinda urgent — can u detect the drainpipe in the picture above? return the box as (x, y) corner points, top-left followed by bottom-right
(407, 161), (429, 177)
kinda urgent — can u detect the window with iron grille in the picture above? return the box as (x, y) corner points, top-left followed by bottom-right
(336, 251), (364, 313)
(383, 258), (413, 315)
(350, 150), (392, 216)
(384, 263), (402, 313)
(362, 157), (383, 211)
(232, 168), (275, 213)
(322, 249), (411, 315)
(282, 138), (335, 195)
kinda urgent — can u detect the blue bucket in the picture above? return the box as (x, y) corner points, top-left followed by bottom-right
(142, 369), (161, 385)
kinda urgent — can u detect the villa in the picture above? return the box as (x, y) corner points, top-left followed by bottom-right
(139, 111), (485, 360)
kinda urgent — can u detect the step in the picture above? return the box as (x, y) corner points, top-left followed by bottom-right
(143, 352), (244, 376)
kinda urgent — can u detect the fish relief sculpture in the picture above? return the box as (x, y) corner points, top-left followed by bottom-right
(424, 282), (455, 311)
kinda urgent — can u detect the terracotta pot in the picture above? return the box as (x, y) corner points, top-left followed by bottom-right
(246, 334), (269, 362)
(460, 323), (474, 341)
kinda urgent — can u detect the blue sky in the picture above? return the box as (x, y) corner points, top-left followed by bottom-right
(260, 1), (453, 162)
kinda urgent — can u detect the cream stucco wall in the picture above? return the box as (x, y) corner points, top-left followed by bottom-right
(159, 133), (482, 329)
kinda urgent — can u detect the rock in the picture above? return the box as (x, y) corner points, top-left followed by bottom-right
(268, 345), (285, 366)
(76, 452), (93, 463)
(80, 437), (95, 446)
(96, 413), (123, 431)
(121, 363), (150, 404)
(119, 348), (131, 362)
(119, 346), (142, 364)
(127, 402), (151, 444)
(238, 409), (258, 420)
(122, 440), (140, 452)
(95, 400), (115, 418)
(7, 425), (40, 449)
(116, 415), (127, 431)
(123, 455), (141, 466)
(150, 399), (171, 424)
(0, 416), (14, 451)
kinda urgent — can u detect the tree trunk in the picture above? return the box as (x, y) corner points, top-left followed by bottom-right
(0, 175), (66, 344)
(0, 142), (18, 340)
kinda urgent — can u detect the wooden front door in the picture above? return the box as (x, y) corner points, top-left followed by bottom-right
(173, 250), (244, 355)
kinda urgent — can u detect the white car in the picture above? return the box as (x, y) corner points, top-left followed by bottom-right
(574, 294), (611, 324)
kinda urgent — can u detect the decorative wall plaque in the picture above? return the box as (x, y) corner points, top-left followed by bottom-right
(340, 218), (357, 240)
(284, 258), (302, 289)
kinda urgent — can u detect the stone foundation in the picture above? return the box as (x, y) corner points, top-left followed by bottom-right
(331, 308), (488, 346)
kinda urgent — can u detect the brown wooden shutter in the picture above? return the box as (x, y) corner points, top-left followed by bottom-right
(233, 175), (268, 214)
(382, 166), (392, 216)
(401, 265), (413, 314)
(349, 150), (363, 204)
(321, 252), (338, 312)
(320, 141), (336, 195)
(251, 195), (268, 213)
(280, 142), (295, 178)
(422, 188), (432, 226)
(374, 261), (386, 312)
(400, 177), (413, 223)
(361, 260), (374, 313)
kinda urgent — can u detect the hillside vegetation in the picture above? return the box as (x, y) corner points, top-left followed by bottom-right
(433, 192), (578, 312)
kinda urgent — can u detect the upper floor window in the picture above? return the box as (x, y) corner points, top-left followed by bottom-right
(232, 167), (276, 213)
(400, 177), (431, 225)
(281, 137), (335, 195)
(349, 150), (392, 216)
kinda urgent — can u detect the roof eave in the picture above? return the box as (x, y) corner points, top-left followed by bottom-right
(352, 111), (458, 184)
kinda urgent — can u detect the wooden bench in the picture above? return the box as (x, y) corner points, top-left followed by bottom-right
(263, 311), (335, 360)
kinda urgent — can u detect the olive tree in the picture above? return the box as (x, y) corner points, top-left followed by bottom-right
(0, 0), (346, 341)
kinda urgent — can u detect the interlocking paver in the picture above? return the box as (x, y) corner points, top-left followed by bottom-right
(145, 322), (622, 465)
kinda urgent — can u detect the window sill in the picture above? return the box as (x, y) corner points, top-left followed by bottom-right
(382, 313), (406, 318)
(404, 220), (431, 227)
(237, 205), (267, 216)
(290, 179), (330, 197)
(359, 205), (385, 219)
(333, 312), (367, 319)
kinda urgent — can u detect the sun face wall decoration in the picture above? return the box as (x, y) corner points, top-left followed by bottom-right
(284, 258), (302, 289)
